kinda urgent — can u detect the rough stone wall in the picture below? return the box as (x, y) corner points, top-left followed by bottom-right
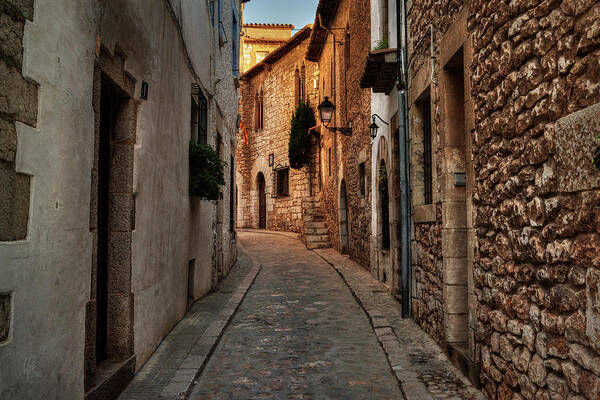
(0, 0), (36, 242)
(408, 0), (467, 346)
(317, 0), (372, 269)
(467, 0), (600, 398)
(237, 34), (319, 232)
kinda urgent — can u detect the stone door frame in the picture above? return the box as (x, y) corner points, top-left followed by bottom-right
(85, 47), (136, 396)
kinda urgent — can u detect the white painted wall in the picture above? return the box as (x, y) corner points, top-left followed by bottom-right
(0, 0), (241, 397)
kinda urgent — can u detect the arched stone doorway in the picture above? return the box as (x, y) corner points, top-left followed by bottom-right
(339, 179), (349, 254)
(257, 172), (266, 229)
(378, 159), (391, 282)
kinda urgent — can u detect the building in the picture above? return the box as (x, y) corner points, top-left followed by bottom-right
(360, 0), (403, 295)
(406, 0), (600, 398)
(237, 27), (326, 244)
(241, 23), (294, 73)
(306, 0), (373, 267)
(0, 0), (243, 398)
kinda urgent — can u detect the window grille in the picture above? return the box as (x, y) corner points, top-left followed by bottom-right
(191, 85), (208, 145)
(423, 99), (433, 204)
(275, 167), (289, 197)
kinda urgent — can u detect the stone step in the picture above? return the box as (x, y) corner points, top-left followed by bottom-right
(306, 241), (331, 250)
(305, 227), (329, 235)
(305, 222), (327, 230)
(305, 234), (330, 243)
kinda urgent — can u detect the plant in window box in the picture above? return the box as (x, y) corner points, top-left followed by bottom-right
(374, 38), (389, 50)
(289, 101), (316, 169)
(189, 141), (227, 201)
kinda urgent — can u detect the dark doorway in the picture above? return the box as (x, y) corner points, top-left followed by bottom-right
(96, 77), (123, 363)
(258, 172), (266, 228)
(339, 180), (349, 253)
(379, 160), (390, 250)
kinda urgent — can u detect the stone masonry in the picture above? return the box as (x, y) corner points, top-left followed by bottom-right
(237, 27), (320, 234)
(0, 0), (36, 242)
(408, 0), (600, 398)
(306, 0), (373, 269)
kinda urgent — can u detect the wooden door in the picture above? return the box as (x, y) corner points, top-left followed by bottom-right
(258, 173), (266, 228)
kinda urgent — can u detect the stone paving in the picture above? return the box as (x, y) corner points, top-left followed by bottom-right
(314, 248), (485, 400)
(189, 230), (402, 399)
(119, 246), (260, 400)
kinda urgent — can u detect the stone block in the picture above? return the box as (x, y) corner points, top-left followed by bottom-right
(0, 13), (24, 68)
(413, 204), (436, 223)
(0, 293), (11, 343)
(0, 61), (38, 126)
(109, 193), (133, 232)
(108, 231), (132, 293)
(444, 284), (468, 314)
(442, 228), (467, 258)
(0, 118), (17, 163)
(109, 143), (133, 194)
(554, 102), (600, 192)
(445, 312), (468, 343)
(586, 268), (600, 352)
(106, 292), (134, 359)
(443, 257), (468, 284)
(0, 166), (30, 241)
(113, 100), (137, 143)
(442, 201), (467, 229)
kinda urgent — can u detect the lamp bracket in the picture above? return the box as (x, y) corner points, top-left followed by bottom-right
(328, 126), (353, 136)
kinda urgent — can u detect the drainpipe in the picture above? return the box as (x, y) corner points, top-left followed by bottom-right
(397, 0), (411, 318)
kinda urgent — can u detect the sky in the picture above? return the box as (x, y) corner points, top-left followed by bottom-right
(243, 0), (319, 31)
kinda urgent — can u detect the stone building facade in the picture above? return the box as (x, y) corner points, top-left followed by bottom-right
(237, 27), (323, 239)
(0, 0), (242, 398)
(241, 23), (294, 73)
(407, 0), (600, 398)
(306, 0), (373, 268)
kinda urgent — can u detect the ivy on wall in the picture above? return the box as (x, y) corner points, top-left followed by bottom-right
(288, 101), (316, 170)
(189, 141), (226, 200)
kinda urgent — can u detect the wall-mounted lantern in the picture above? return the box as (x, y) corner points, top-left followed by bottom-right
(370, 114), (389, 141)
(318, 96), (352, 136)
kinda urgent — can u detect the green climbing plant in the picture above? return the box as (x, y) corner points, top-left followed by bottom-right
(189, 141), (227, 200)
(374, 38), (389, 50)
(288, 101), (316, 170)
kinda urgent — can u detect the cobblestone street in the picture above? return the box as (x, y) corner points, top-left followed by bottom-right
(189, 231), (402, 399)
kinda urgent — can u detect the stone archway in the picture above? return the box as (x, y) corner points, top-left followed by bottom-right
(257, 172), (266, 229)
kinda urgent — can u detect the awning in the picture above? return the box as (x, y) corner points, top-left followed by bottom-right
(360, 48), (400, 95)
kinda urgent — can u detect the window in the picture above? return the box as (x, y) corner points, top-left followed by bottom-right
(294, 67), (300, 107)
(209, 0), (215, 26)
(344, 30), (350, 71)
(230, 156), (235, 231)
(232, 10), (239, 76)
(300, 64), (306, 102)
(276, 168), (289, 197)
(218, 0), (226, 46)
(381, 0), (389, 44)
(423, 98), (432, 204)
(256, 90), (264, 130)
(359, 163), (366, 197)
(191, 87), (208, 145)
(328, 147), (332, 176)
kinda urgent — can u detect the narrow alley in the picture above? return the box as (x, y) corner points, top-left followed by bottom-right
(120, 231), (483, 400)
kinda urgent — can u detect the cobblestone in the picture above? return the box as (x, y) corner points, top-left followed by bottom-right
(189, 231), (402, 399)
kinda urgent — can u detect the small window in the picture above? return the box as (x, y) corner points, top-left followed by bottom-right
(422, 98), (432, 204)
(328, 147), (332, 176)
(232, 11), (239, 76)
(191, 88), (208, 145)
(209, 0), (215, 26)
(344, 30), (350, 71)
(359, 163), (366, 197)
(294, 67), (300, 107)
(258, 91), (264, 130)
(300, 64), (306, 102)
(276, 168), (289, 197)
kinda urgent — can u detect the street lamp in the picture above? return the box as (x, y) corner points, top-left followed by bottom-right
(318, 96), (335, 128)
(370, 114), (389, 141)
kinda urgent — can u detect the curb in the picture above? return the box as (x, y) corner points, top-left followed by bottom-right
(159, 264), (262, 399)
(313, 250), (433, 400)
